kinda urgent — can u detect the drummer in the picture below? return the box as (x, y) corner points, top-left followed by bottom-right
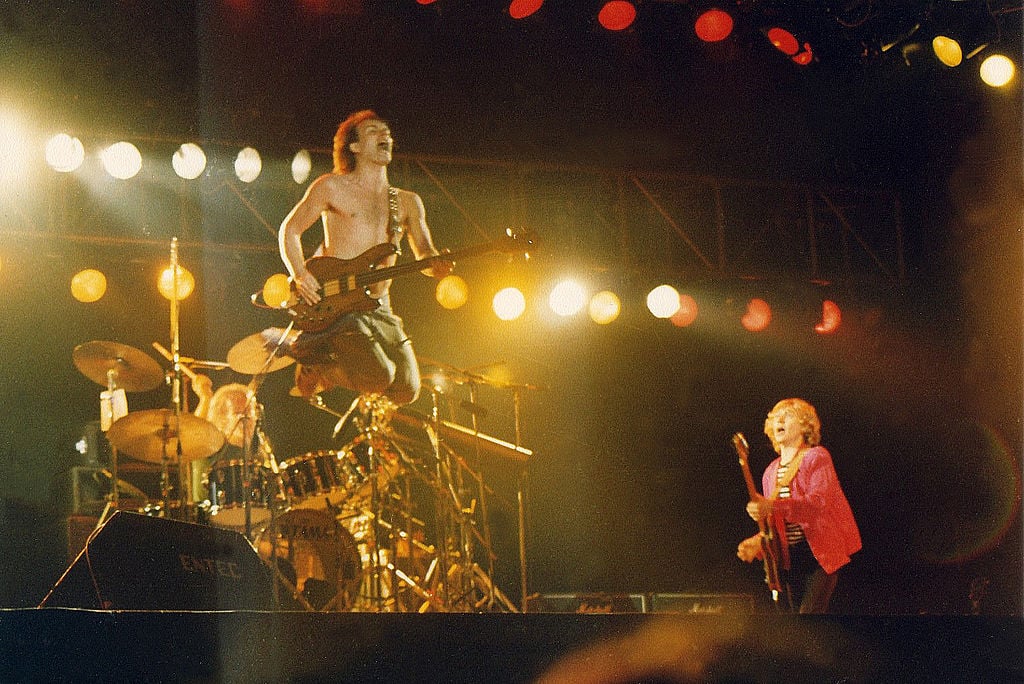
(190, 375), (276, 506)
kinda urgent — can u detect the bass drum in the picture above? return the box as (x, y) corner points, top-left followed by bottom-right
(255, 508), (362, 611)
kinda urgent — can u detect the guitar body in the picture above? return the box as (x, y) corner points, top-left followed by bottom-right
(290, 243), (398, 332)
(732, 433), (784, 602)
(285, 229), (535, 333)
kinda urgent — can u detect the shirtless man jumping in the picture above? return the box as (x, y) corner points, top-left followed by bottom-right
(268, 109), (450, 404)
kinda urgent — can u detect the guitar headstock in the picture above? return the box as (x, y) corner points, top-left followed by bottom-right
(732, 432), (749, 463)
(501, 227), (537, 258)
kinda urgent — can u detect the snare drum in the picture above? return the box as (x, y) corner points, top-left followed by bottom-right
(206, 460), (279, 528)
(279, 450), (346, 510)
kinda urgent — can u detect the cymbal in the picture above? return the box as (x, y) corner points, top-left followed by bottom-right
(73, 341), (164, 392)
(227, 332), (295, 375)
(107, 409), (225, 464)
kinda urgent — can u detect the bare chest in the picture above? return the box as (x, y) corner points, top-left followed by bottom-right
(322, 187), (398, 259)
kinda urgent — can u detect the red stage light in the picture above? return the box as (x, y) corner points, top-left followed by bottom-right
(598, 1), (636, 31)
(767, 27), (799, 56)
(694, 9), (733, 43)
(814, 299), (841, 334)
(671, 294), (699, 327)
(741, 298), (772, 332)
(508, 0), (543, 19)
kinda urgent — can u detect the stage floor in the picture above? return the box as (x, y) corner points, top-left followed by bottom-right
(1, 610), (1021, 682)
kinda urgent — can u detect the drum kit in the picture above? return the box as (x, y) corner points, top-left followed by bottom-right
(71, 333), (535, 614)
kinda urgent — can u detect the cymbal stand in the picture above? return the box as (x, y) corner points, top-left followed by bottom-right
(94, 370), (127, 529)
(228, 323), (292, 542)
(512, 386), (529, 612)
(463, 378), (498, 609)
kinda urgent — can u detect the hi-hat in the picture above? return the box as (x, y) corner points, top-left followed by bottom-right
(73, 341), (164, 392)
(227, 332), (295, 375)
(107, 409), (224, 464)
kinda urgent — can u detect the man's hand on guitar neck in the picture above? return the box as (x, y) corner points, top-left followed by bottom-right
(291, 269), (322, 305)
(746, 494), (774, 522)
(421, 248), (454, 279)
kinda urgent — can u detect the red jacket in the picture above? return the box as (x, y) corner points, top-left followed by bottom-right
(763, 445), (862, 574)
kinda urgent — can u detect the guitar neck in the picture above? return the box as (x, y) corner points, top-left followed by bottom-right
(354, 242), (493, 289)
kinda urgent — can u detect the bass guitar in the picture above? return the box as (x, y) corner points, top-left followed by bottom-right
(732, 432), (783, 603)
(287, 228), (534, 333)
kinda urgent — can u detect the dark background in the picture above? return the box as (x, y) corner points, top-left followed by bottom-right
(0, 1), (1021, 614)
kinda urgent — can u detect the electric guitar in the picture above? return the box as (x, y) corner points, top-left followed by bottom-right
(287, 228), (534, 332)
(732, 432), (783, 601)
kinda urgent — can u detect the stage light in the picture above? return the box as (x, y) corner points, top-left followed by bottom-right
(70, 269), (107, 303)
(234, 146), (262, 183)
(598, 1), (636, 31)
(980, 54), (1015, 87)
(694, 8), (733, 43)
(589, 290), (620, 325)
(765, 26), (813, 65)
(646, 284), (681, 319)
(932, 35), (963, 67)
(45, 133), (85, 173)
(549, 279), (587, 317)
(493, 287), (526, 321)
(508, 0), (542, 20)
(814, 299), (841, 335)
(262, 273), (292, 308)
(436, 274), (469, 309)
(670, 293), (698, 327)
(741, 298), (771, 332)
(172, 143), (206, 180)
(100, 141), (142, 180)
(0, 111), (32, 183)
(292, 149), (312, 184)
(158, 264), (195, 301)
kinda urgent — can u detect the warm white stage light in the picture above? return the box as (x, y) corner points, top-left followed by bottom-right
(646, 284), (681, 319)
(932, 35), (963, 67)
(589, 290), (621, 325)
(493, 287), (526, 321)
(172, 143), (207, 180)
(0, 111), (32, 182)
(262, 273), (292, 308)
(158, 265), (195, 301)
(100, 141), (142, 180)
(549, 279), (587, 317)
(980, 54), (1015, 87)
(234, 147), (262, 183)
(436, 274), (469, 310)
(71, 269), (107, 303)
(45, 133), (85, 173)
(292, 149), (312, 184)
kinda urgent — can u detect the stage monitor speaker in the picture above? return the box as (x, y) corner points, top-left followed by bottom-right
(648, 593), (755, 615)
(40, 510), (274, 611)
(525, 593), (647, 613)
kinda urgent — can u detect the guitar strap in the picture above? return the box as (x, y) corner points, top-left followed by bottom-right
(387, 186), (403, 256)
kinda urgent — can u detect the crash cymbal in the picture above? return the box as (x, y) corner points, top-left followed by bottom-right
(227, 332), (295, 375)
(107, 409), (224, 464)
(73, 341), (164, 392)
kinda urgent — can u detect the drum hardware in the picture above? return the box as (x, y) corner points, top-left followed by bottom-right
(73, 340), (166, 528)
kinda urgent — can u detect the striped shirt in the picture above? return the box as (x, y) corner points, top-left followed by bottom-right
(776, 460), (806, 545)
